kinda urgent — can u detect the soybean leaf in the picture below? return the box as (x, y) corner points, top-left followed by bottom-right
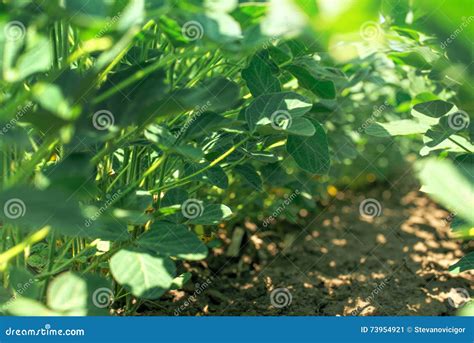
(449, 252), (474, 274)
(365, 119), (430, 137)
(283, 116), (316, 136)
(245, 91), (312, 132)
(5, 297), (60, 316)
(188, 204), (233, 225)
(388, 47), (436, 70)
(184, 163), (229, 189)
(234, 163), (263, 190)
(170, 272), (192, 290)
(412, 100), (455, 125)
(145, 125), (203, 160)
(285, 64), (336, 99)
(425, 113), (471, 147)
(242, 52), (281, 97)
(420, 135), (474, 156)
(81, 205), (134, 241)
(0, 187), (84, 235)
(161, 188), (189, 207)
(138, 222), (208, 260)
(286, 120), (330, 175)
(4, 31), (53, 82)
(9, 267), (41, 300)
(194, 12), (242, 45)
(47, 272), (111, 315)
(417, 158), (474, 224)
(181, 112), (233, 140)
(110, 248), (176, 299)
(144, 125), (176, 149)
(32, 82), (79, 121)
(203, 165), (229, 189)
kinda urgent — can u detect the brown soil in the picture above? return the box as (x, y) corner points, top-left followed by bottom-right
(142, 185), (473, 316)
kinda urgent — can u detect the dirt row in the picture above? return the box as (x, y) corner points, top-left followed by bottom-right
(141, 184), (473, 316)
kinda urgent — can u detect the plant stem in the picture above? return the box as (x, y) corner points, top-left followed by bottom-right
(0, 227), (51, 271)
(151, 137), (250, 193)
(448, 137), (472, 153)
(4, 136), (59, 189)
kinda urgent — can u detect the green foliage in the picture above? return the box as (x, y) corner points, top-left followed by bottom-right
(0, 0), (471, 316)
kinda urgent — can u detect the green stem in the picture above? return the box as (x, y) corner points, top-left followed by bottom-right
(5, 136), (59, 189)
(448, 137), (472, 153)
(93, 50), (196, 105)
(151, 137), (249, 193)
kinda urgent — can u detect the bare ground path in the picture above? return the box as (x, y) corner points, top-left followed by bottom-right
(143, 185), (473, 316)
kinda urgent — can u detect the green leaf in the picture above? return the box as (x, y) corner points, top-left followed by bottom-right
(245, 91), (312, 132)
(110, 248), (176, 299)
(425, 112), (471, 147)
(286, 120), (330, 175)
(234, 163), (263, 190)
(0, 187), (84, 235)
(286, 64), (336, 99)
(412, 100), (455, 125)
(47, 272), (111, 315)
(138, 222), (208, 260)
(365, 120), (430, 137)
(420, 135), (474, 156)
(242, 52), (281, 97)
(283, 116), (316, 136)
(32, 82), (79, 121)
(161, 188), (189, 207)
(189, 204), (233, 225)
(449, 252), (474, 274)
(9, 267), (41, 300)
(196, 12), (242, 44)
(115, 77), (238, 126)
(81, 205), (134, 241)
(5, 297), (60, 316)
(4, 32), (53, 82)
(416, 158), (474, 224)
(388, 50), (433, 70)
(144, 125), (176, 148)
(204, 165), (229, 189)
(181, 112), (233, 140)
(170, 272), (192, 290)
(145, 125), (204, 160)
(184, 163), (229, 189)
